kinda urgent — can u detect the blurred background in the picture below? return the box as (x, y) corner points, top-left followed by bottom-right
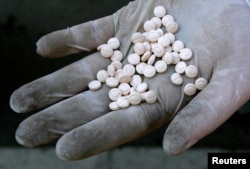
(1, 0), (250, 168)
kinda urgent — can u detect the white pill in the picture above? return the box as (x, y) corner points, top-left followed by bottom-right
(143, 65), (156, 78)
(147, 54), (156, 65)
(185, 65), (198, 78)
(171, 73), (183, 85)
(153, 44), (165, 57)
(118, 83), (131, 95)
(154, 6), (166, 18)
(111, 61), (123, 70)
(134, 43), (146, 55)
(172, 52), (181, 64)
(141, 51), (151, 62)
(88, 80), (101, 90)
(136, 62), (147, 74)
(158, 36), (171, 48)
(136, 82), (148, 93)
(131, 32), (145, 43)
(172, 40), (184, 53)
(142, 90), (157, 104)
(180, 48), (192, 61)
(111, 50), (123, 61)
(123, 64), (136, 76)
(156, 28), (164, 36)
(107, 64), (116, 77)
(128, 53), (140, 65)
(146, 31), (160, 42)
(109, 88), (122, 101)
(162, 15), (174, 26)
(165, 46), (173, 53)
(130, 75), (142, 87)
(151, 17), (162, 28)
(106, 77), (119, 88)
(107, 37), (120, 49)
(162, 52), (173, 65)
(184, 83), (197, 96)
(117, 97), (130, 109)
(144, 20), (157, 32)
(164, 33), (175, 44)
(143, 42), (151, 51)
(115, 69), (123, 78)
(100, 44), (113, 58)
(128, 92), (142, 105)
(96, 70), (109, 82)
(109, 102), (120, 111)
(118, 72), (132, 83)
(165, 21), (179, 34)
(154, 60), (167, 73)
(175, 61), (187, 74)
(195, 77), (208, 90)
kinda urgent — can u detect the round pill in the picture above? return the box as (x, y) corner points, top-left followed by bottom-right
(180, 48), (192, 60)
(88, 80), (101, 90)
(162, 15), (174, 26)
(128, 53), (140, 65)
(144, 20), (157, 32)
(162, 52), (173, 65)
(115, 69), (123, 78)
(143, 42), (151, 51)
(158, 35), (171, 48)
(131, 32), (145, 43)
(171, 73), (183, 85)
(109, 102), (120, 111)
(111, 61), (123, 70)
(151, 17), (162, 28)
(143, 65), (156, 78)
(165, 21), (179, 34)
(184, 83), (197, 96)
(107, 37), (120, 49)
(195, 77), (208, 90)
(185, 65), (198, 78)
(147, 54), (156, 65)
(118, 72), (132, 83)
(172, 40), (184, 53)
(175, 61), (187, 74)
(165, 46), (173, 53)
(164, 33), (175, 44)
(154, 6), (166, 18)
(128, 92), (142, 105)
(100, 44), (113, 58)
(153, 44), (165, 57)
(141, 51), (151, 62)
(106, 77), (119, 88)
(156, 28), (164, 36)
(148, 30), (160, 42)
(155, 60), (167, 73)
(118, 83), (131, 95)
(107, 64), (116, 77)
(96, 70), (109, 82)
(136, 62), (147, 74)
(130, 75), (142, 87)
(142, 90), (157, 104)
(109, 88), (122, 101)
(111, 50), (123, 61)
(136, 82), (148, 93)
(117, 97), (130, 109)
(172, 52), (181, 64)
(123, 64), (136, 76)
(134, 43), (146, 55)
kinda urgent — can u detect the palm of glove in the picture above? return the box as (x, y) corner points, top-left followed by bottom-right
(10, 0), (250, 160)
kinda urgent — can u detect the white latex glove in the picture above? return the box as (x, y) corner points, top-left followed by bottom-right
(10, 0), (250, 160)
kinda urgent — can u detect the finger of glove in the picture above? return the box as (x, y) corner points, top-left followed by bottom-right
(36, 15), (114, 58)
(15, 85), (111, 147)
(55, 101), (168, 160)
(163, 70), (250, 156)
(10, 53), (111, 113)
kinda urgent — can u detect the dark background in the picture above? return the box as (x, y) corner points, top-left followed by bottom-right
(1, 0), (250, 150)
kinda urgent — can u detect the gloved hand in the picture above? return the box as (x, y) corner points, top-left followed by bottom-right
(10, 0), (250, 160)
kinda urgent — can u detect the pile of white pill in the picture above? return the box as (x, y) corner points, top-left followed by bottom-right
(88, 5), (208, 110)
